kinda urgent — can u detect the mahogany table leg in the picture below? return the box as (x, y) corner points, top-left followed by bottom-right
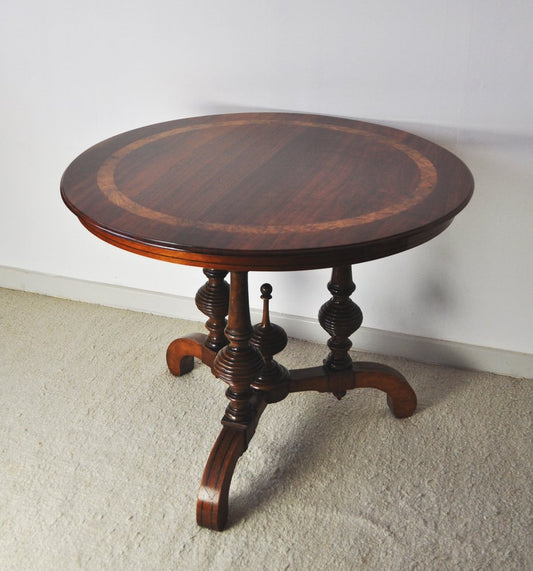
(198, 271), (264, 530)
(190, 266), (416, 531)
(197, 394), (267, 531)
(196, 269), (230, 353)
(318, 265), (363, 397)
(166, 269), (229, 376)
(352, 361), (417, 418)
(197, 426), (247, 531)
(213, 272), (264, 426)
(166, 333), (217, 376)
(288, 362), (417, 418)
(311, 264), (417, 416)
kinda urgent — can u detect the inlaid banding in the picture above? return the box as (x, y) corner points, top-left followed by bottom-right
(96, 118), (438, 234)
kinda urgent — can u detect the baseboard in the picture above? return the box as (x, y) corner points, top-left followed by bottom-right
(1, 265), (531, 379)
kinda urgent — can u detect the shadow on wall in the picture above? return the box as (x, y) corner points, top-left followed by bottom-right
(186, 101), (533, 150)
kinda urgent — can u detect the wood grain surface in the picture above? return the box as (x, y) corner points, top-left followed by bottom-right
(61, 113), (473, 270)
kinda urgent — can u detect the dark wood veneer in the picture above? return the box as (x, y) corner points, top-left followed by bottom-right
(62, 113), (473, 271)
(61, 113), (473, 531)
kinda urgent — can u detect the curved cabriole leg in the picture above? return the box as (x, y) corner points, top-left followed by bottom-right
(167, 269), (229, 376)
(166, 333), (215, 376)
(197, 426), (246, 531)
(353, 361), (417, 418)
(288, 362), (417, 419)
(197, 396), (267, 531)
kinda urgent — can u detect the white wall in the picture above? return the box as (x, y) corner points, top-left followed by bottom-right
(1, 1), (532, 362)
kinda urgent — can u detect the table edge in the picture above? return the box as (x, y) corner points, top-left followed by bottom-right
(76, 212), (458, 271)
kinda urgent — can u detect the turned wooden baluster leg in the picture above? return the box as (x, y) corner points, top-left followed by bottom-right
(318, 265), (363, 398)
(166, 269), (229, 376)
(197, 271), (264, 530)
(214, 272), (264, 427)
(197, 269), (230, 353)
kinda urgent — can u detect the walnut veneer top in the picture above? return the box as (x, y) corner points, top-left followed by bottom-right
(61, 113), (474, 270)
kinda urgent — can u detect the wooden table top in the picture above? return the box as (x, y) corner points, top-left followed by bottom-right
(61, 113), (474, 271)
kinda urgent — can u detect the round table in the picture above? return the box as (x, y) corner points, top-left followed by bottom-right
(61, 112), (474, 530)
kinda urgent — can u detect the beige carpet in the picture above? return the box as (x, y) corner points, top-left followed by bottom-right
(0, 288), (531, 570)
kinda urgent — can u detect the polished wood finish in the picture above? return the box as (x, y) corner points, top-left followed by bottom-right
(166, 269), (228, 376)
(289, 363), (417, 419)
(319, 265), (363, 398)
(195, 269), (229, 352)
(60, 113), (474, 531)
(61, 113), (473, 271)
(197, 393), (267, 531)
(166, 333), (214, 376)
(186, 270), (417, 530)
(213, 272), (264, 427)
(250, 284), (289, 402)
(319, 266), (363, 373)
